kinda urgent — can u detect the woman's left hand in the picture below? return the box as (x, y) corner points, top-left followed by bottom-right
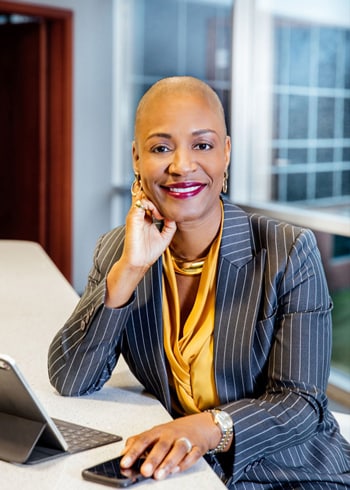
(120, 412), (221, 480)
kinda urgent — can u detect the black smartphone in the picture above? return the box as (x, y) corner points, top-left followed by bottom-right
(82, 456), (147, 488)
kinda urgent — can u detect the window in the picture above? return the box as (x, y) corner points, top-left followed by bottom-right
(272, 21), (350, 205)
(112, 0), (350, 390)
(231, 0), (350, 386)
(112, 0), (233, 224)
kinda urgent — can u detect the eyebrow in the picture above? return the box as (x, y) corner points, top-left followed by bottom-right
(145, 129), (219, 141)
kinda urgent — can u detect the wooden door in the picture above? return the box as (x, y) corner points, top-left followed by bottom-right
(0, 3), (72, 281)
(0, 20), (44, 242)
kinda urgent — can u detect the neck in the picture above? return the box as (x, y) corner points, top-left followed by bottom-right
(170, 233), (211, 261)
(170, 203), (222, 261)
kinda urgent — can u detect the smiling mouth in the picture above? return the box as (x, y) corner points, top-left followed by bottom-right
(162, 182), (206, 198)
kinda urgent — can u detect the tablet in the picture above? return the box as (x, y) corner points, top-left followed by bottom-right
(0, 354), (121, 464)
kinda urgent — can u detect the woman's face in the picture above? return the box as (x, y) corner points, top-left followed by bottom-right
(132, 91), (231, 225)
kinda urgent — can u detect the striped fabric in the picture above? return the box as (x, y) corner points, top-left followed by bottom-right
(48, 199), (350, 488)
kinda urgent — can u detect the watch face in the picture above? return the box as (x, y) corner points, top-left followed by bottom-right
(216, 411), (233, 430)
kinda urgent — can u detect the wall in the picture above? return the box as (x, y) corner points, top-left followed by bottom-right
(5, 0), (114, 293)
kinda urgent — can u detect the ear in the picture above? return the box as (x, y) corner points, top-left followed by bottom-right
(224, 135), (231, 170)
(132, 141), (140, 174)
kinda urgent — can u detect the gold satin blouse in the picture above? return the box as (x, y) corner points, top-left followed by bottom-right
(162, 217), (223, 415)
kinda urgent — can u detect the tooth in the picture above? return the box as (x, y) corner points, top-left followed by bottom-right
(170, 186), (198, 193)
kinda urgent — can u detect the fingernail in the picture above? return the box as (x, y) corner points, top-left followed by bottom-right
(155, 468), (166, 480)
(171, 466), (180, 474)
(142, 463), (154, 477)
(121, 456), (132, 467)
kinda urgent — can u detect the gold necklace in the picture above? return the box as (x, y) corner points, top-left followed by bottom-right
(170, 254), (206, 276)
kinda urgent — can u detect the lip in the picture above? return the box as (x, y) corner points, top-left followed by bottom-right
(161, 182), (207, 199)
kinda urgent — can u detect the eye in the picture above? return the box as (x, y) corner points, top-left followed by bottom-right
(152, 144), (171, 153)
(194, 142), (213, 151)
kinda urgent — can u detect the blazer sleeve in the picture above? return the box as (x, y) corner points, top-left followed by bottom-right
(215, 228), (333, 482)
(48, 229), (135, 396)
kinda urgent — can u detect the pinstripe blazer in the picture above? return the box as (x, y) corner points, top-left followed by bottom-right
(48, 199), (350, 488)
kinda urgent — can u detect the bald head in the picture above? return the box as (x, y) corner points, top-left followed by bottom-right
(134, 76), (227, 139)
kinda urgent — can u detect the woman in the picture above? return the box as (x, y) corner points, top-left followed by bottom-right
(48, 76), (350, 488)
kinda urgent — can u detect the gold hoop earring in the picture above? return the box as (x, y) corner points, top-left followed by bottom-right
(222, 171), (228, 194)
(131, 173), (142, 197)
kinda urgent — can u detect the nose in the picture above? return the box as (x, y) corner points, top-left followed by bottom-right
(168, 147), (197, 175)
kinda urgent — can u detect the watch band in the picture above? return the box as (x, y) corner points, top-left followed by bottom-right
(206, 409), (233, 455)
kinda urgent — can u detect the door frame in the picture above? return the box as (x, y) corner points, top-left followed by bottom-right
(0, 1), (73, 281)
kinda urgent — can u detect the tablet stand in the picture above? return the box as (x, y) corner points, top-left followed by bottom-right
(0, 412), (46, 464)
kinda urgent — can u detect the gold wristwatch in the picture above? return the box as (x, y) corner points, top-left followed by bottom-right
(206, 409), (233, 454)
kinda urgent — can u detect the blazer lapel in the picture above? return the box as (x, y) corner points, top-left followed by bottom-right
(214, 200), (267, 403)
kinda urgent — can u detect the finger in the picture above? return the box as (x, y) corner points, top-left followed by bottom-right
(120, 450), (144, 470)
(132, 198), (159, 222)
(133, 198), (150, 214)
(120, 435), (153, 469)
(131, 195), (166, 222)
(175, 437), (193, 455)
(134, 199), (147, 211)
(160, 218), (177, 238)
(131, 200), (158, 226)
(175, 445), (202, 473)
(138, 438), (173, 478)
(119, 436), (133, 456)
(152, 438), (196, 481)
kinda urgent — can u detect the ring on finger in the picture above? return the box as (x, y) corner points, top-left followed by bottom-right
(134, 199), (146, 211)
(176, 437), (192, 454)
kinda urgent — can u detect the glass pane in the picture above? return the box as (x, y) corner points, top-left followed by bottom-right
(288, 148), (308, 164)
(318, 28), (338, 88)
(342, 170), (350, 194)
(331, 287), (350, 376)
(143, 0), (179, 77)
(186, 4), (231, 82)
(289, 26), (311, 86)
(334, 236), (350, 257)
(315, 232), (350, 376)
(231, 1), (350, 389)
(274, 25), (287, 85)
(112, 0), (233, 219)
(286, 173), (307, 201)
(315, 171), (333, 198)
(288, 95), (309, 139)
(344, 98), (350, 138)
(317, 97), (335, 138)
(267, 16), (350, 210)
(316, 148), (334, 163)
(345, 31), (350, 89)
(273, 94), (283, 139)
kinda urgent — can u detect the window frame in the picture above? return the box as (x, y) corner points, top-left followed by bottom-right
(231, 0), (350, 401)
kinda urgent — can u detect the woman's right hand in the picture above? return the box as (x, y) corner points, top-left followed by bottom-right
(123, 194), (177, 270)
(105, 193), (176, 308)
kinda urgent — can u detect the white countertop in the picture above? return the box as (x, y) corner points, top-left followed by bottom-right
(0, 240), (226, 490)
(1, 240), (349, 490)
